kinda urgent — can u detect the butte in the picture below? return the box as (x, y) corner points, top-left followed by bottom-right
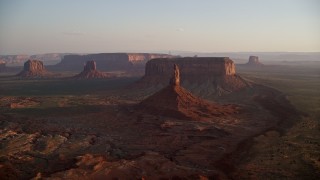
(73, 60), (112, 79)
(140, 64), (238, 120)
(17, 59), (53, 78)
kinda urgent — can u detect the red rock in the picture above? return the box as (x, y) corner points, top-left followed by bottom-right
(136, 57), (249, 96)
(140, 64), (238, 120)
(16, 59), (52, 78)
(73, 60), (111, 79)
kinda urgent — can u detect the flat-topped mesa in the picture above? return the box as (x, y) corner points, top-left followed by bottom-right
(17, 59), (51, 77)
(246, 56), (264, 66)
(145, 57), (236, 77)
(73, 60), (111, 79)
(170, 64), (180, 86)
(137, 57), (248, 97)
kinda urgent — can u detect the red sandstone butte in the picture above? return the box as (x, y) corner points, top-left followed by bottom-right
(17, 59), (52, 78)
(246, 56), (264, 66)
(140, 64), (238, 120)
(137, 57), (249, 96)
(73, 60), (111, 79)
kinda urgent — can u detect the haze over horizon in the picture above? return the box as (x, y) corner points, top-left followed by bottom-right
(0, 0), (319, 55)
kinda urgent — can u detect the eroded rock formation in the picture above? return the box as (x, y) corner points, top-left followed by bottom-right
(17, 60), (52, 77)
(246, 56), (264, 66)
(170, 64), (180, 86)
(137, 57), (249, 97)
(73, 60), (111, 79)
(140, 64), (238, 120)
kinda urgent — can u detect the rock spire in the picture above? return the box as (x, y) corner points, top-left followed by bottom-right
(73, 60), (111, 79)
(170, 64), (180, 86)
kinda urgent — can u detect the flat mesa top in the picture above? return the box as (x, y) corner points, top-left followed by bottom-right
(150, 57), (233, 63)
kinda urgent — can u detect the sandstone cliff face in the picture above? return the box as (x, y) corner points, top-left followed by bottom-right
(17, 60), (51, 77)
(170, 64), (180, 86)
(137, 57), (248, 97)
(128, 53), (174, 63)
(53, 53), (175, 72)
(24, 60), (44, 71)
(246, 56), (264, 66)
(73, 60), (111, 79)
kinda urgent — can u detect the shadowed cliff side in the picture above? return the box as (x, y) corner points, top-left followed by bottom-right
(140, 64), (239, 120)
(135, 57), (250, 97)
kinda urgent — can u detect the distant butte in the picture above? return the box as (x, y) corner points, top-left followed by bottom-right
(140, 64), (238, 120)
(73, 60), (111, 79)
(246, 56), (264, 66)
(17, 59), (52, 78)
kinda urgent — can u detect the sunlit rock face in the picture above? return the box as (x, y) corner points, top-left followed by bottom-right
(169, 64), (180, 86)
(23, 60), (44, 72)
(17, 60), (51, 77)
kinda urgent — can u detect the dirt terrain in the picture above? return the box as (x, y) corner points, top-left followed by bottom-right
(0, 59), (318, 179)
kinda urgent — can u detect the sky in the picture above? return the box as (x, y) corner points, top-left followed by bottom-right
(0, 0), (319, 55)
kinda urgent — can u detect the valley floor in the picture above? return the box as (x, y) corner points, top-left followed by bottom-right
(0, 63), (319, 179)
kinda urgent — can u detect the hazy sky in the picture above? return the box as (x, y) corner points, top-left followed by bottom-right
(0, 0), (319, 54)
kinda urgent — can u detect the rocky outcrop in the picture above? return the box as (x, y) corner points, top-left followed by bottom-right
(52, 53), (176, 72)
(136, 57), (249, 97)
(140, 64), (238, 120)
(73, 60), (111, 79)
(16, 60), (52, 78)
(246, 56), (264, 66)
